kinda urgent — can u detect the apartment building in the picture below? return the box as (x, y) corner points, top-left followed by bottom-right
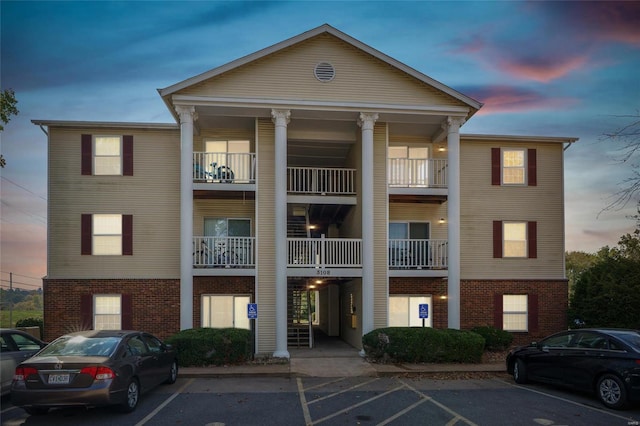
(36, 24), (576, 355)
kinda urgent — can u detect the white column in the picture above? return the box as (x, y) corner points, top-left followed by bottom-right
(358, 112), (378, 339)
(272, 109), (290, 359)
(446, 117), (464, 330)
(176, 105), (196, 330)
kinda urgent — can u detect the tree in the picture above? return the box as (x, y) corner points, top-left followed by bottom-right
(569, 231), (640, 329)
(601, 111), (640, 221)
(0, 88), (19, 168)
(565, 251), (598, 297)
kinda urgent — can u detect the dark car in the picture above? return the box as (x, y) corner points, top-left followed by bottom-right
(1, 329), (47, 396)
(11, 330), (177, 415)
(506, 328), (640, 409)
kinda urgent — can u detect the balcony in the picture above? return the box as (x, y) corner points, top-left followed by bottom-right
(288, 167), (356, 195)
(388, 239), (448, 269)
(388, 158), (447, 188)
(193, 152), (256, 183)
(193, 236), (255, 268)
(288, 236), (361, 268)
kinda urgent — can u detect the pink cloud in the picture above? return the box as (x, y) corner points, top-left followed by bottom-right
(461, 85), (578, 115)
(496, 55), (590, 83)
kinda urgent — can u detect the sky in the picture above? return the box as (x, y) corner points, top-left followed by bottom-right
(1, 1), (639, 290)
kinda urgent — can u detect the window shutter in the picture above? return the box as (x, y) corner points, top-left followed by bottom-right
(528, 149), (537, 186)
(121, 294), (133, 329)
(494, 294), (503, 329)
(528, 294), (539, 334)
(123, 135), (134, 176)
(493, 221), (502, 258)
(528, 221), (537, 259)
(122, 215), (133, 255)
(81, 134), (92, 175)
(81, 214), (92, 255)
(491, 148), (501, 185)
(80, 294), (93, 329)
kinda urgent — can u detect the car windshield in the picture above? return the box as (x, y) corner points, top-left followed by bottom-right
(39, 335), (120, 357)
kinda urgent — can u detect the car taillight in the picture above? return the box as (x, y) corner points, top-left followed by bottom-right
(80, 366), (115, 380)
(14, 366), (38, 382)
(636, 359), (640, 366)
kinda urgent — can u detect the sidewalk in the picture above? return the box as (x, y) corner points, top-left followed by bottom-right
(179, 358), (506, 379)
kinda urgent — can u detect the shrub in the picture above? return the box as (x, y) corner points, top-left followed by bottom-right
(470, 326), (513, 351)
(165, 328), (252, 367)
(15, 317), (44, 339)
(362, 327), (484, 364)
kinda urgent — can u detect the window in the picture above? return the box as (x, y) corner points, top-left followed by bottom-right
(389, 295), (432, 327)
(81, 134), (133, 176)
(503, 295), (527, 332)
(388, 145), (429, 187)
(81, 214), (132, 255)
(389, 222), (430, 268)
(491, 148), (536, 186)
(203, 139), (251, 182)
(94, 295), (121, 330)
(201, 295), (250, 329)
(503, 222), (527, 258)
(493, 221), (537, 259)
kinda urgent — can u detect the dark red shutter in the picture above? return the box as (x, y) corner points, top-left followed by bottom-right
(528, 221), (537, 259)
(493, 221), (502, 258)
(122, 215), (133, 255)
(81, 214), (92, 255)
(528, 294), (539, 334)
(121, 294), (133, 330)
(491, 148), (501, 185)
(81, 134), (92, 175)
(494, 293), (503, 330)
(528, 149), (537, 186)
(123, 135), (133, 176)
(80, 294), (93, 330)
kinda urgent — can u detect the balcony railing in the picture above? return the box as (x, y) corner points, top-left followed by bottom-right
(388, 239), (448, 269)
(193, 152), (256, 183)
(193, 236), (255, 268)
(288, 167), (356, 195)
(388, 158), (447, 188)
(288, 236), (361, 268)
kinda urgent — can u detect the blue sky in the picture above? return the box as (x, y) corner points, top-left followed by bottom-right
(1, 1), (639, 288)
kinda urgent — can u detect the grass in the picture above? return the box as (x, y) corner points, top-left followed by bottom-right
(0, 310), (43, 328)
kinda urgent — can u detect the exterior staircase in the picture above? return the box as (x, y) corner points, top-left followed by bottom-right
(288, 280), (313, 348)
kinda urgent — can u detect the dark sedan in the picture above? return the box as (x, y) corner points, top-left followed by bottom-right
(11, 330), (178, 415)
(506, 328), (640, 409)
(1, 329), (47, 396)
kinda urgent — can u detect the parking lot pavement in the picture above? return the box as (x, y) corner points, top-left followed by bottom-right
(2, 376), (639, 426)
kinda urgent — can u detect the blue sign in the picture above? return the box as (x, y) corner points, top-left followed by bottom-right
(419, 304), (429, 319)
(247, 303), (258, 319)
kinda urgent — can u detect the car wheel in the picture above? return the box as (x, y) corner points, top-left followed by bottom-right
(119, 378), (140, 413)
(164, 360), (178, 384)
(513, 359), (528, 384)
(597, 374), (628, 410)
(24, 407), (49, 416)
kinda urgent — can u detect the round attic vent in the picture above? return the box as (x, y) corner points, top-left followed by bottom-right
(314, 62), (335, 82)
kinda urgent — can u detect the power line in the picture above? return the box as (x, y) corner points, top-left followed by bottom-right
(1, 176), (47, 201)
(0, 279), (42, 289)
(0, 271), (44, 282)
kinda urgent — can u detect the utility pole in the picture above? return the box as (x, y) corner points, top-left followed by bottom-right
(9, 272), (13, 327)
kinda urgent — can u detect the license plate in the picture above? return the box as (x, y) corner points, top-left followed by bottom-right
(48, 374), (70, 384)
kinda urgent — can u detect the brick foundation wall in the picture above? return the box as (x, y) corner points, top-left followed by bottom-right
(390, 277), (567, 345)
(193, 276), (255, 328)
(43, 279), (180, 341)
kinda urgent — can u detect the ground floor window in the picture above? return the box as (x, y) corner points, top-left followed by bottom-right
(389, 295), (432, 327)
(503, 294), (528, 331)
(94, 295), (121, 330)
(201, 295), (250, 329)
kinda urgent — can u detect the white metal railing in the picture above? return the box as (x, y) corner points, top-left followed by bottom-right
(193, 236), (255, 268)
(193, 152), (256, 183)
(388, 158), (447, 188)
(287, 167), (356, 195)
(288, 236), (361, 267)
(388, 239), (448, 269)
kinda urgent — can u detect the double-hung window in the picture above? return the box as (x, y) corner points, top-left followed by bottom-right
(491, 147), (536, 186)
(81, 134), (133, 176)
(502, 149), (525, 185)
(94, 295), (122, 330)
(502, 295), (528, 332)
(493, 220), (537, 259)
(81, 214), (133, 255)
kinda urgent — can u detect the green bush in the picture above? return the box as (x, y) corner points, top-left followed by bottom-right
(362, 327), (484, 364)
(165, 328), (252, 367)
(470, 326), (513, 351)
(15, 317), (44, 339)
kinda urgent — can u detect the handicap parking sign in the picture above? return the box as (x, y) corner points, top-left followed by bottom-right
(419, 304), (429, 319)
(247, 303), (258, 319)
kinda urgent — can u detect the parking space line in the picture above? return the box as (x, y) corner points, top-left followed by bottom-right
(134, 378), (194, 426)
(399, 379), (478, 426)
(376, 397), (430, 426)
(306, 378), (380, 405)
(311, 384), (406, 425)
(303, 377), (347, 392)
(297, 378), (313, 426)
